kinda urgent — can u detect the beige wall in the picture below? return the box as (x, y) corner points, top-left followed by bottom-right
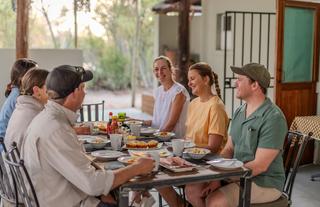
(0, 49), (83, 105)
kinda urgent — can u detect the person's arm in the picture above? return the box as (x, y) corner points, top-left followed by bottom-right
(161, 92), (186, 132)
(219, 136), (234, 158)
(111, 157), (154, 189)
(244, 148), (280, 176)
(206, 134), (224, 153)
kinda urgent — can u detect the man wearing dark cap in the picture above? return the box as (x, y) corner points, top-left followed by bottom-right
(21, 65), (154, 207)
(186, 63), (288, 207)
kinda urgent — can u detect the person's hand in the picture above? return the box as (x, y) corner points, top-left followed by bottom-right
(201, 181), (221, 197)
(101, 194), (117, 204)
(133, 157), (154, 175)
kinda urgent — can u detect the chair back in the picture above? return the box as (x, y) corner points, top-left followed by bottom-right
(79, 100), (105, 122)
(251, 131), (312, 207)
(282, 131), (312, 204)
(3, 142), (39, 207)
(0, 137), (18, 205)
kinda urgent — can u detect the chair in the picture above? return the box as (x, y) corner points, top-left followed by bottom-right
(0, 137), (20, 206)
(251, 131), (313, 207)
(3, 142), (39, 207)
(79, 100), (105, 122)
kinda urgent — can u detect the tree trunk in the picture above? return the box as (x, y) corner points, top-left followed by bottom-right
(16, 0), (30, 59)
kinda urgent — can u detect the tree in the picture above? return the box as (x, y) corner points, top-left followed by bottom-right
(0, 0), (16, 48)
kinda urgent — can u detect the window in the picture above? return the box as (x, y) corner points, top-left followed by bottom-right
(217, 14), (233, 50)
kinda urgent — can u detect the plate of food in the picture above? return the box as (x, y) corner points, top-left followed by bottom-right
(207, 159), (244, 170)
(184, 147), (210, 160)
(91, 150), (125, 161)
(117, 156), (139, 165)
(129, 149), (172, 158)
(124, 140), (163, 150)
(160, 157), (196, 172)
(124, 120), (143, 126)
(78, 135), (96, 143)
(87, 137), (110, 149)
(153, 131), (175, 141)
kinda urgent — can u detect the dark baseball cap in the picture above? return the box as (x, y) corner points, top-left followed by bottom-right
(46, 65), (93, 99)
(230, 63), (271, 89)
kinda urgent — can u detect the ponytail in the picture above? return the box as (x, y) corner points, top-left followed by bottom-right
(212, 72), (221, 99)
(5, 83), (12, 97)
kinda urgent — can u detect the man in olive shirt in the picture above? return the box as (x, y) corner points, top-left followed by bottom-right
(186, 63), (288, 207)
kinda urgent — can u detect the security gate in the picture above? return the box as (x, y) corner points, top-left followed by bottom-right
(223, 11), (276, 116)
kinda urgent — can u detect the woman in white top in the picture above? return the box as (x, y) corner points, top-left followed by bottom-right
(4, 69), (49, 151)
(144, 56), (190, 138)
(133, 56), (190, 206)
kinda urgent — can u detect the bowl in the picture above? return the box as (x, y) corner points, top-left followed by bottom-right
(87, 137), (109, 149)
(184, 147), (210, 159)
(153, 132), (175, 141)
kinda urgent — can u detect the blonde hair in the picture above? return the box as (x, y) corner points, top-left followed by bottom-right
(153, 56), (173, 72)
(189, 62), (221, 98)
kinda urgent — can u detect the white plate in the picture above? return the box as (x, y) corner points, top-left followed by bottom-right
(207, 159), (244, 170)
(140, 127), (158, 135)
(129, 149), (172, 158)
(91, 150), (125, 161)
(78, 135), (97, 142)
(124, 142), (163, 151)
(165, 141), (195, 148)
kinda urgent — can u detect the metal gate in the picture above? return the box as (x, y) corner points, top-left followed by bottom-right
(223, 11), (276, 116)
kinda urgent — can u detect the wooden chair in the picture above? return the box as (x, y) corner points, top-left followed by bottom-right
(3, 142), (39, 207)
(251, 131), (313, 207)
(79, 100), (105, 122)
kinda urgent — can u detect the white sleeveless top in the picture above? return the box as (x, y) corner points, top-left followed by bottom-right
(152, 82), (190, 138)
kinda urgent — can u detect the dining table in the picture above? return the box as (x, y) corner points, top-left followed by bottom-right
(78, 122), (252, 207)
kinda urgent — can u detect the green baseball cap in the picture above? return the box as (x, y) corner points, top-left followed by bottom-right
(230, 63), (271, 89)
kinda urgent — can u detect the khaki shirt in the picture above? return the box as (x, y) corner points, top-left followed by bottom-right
(230, 98), (287, 191)
(21, 101), (114, 207)
(5, 95), (44, 151)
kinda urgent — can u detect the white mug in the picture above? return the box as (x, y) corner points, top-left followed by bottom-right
(110, 134), (123, 150)
(147, 151), (160, 171)
(172, 139), (185, 156)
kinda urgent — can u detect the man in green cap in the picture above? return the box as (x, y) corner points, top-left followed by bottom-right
(185, 63), (288, 207)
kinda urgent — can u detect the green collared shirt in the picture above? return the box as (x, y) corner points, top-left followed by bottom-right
(230, 98), (288, 191)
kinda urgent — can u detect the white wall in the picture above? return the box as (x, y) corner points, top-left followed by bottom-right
(157, 14), (202, 58)
(200, 0), (276, 115)
(0, 49), (83, 105)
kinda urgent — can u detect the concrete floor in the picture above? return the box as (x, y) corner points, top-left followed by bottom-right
(291, 164), (320, 207)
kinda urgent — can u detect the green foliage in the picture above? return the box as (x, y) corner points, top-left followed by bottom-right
(79, 34), (130, 90)
(0, 0), (16, 48)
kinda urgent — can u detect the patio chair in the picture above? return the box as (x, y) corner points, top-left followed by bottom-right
(0, 137), (21, 206)
(251, 131), (312, 207)
(79, 100), (105, 122)
(3, 142), (39, 207)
